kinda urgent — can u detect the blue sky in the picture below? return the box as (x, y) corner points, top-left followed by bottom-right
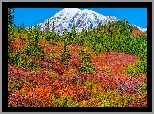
(14, 8), (147, 28)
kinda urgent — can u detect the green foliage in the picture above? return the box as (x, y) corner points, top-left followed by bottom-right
(101, 100), (111, 107)
(9, 81), (20, 92)
(60, 44), (70, 66)
(8, 44), (40, 71)
(50, 95), (74, 107)
(49, 53), (56, 59)
(10, 47), (24, 67)
(134, 60), (147, 75)
(126, 60), (147, 78)
(8, 43), (14, 63)
(138, 82), (147, 95)
(44, 32), (51, 41)
(125, 65), (134, 76)
(96, 90), (136, 107)
(24, 27), (45, 60)
(93, 43), (103, 55)
(69, 24), (77, 44)
(77, 50), (95, 74)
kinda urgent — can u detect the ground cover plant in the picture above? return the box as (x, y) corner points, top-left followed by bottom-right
(8, 8), (147, 107)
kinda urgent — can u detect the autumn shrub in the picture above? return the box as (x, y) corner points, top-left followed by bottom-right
(8, 15), (147, 107)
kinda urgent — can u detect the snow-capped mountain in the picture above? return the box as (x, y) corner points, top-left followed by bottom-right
(36, 8), (117, 35)
(33, 8), (146, 34)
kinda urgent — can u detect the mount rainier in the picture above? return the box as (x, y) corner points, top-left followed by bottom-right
(34, 8), (147, 34)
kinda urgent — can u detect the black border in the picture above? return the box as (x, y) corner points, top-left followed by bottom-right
(3, 2), (152, 112)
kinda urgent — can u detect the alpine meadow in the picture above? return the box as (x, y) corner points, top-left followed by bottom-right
(8, 8), (147, 107)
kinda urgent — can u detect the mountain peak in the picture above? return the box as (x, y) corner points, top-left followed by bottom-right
(53, 8), (80, 19)
(36, 8), (146, 34)
(63, 8), (80, 12)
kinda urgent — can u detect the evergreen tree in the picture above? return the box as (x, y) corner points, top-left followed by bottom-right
(45, 19), (50, 32)
(81, 28), (87, 38)
(97, 22), (102, 31)
(61, 29), (68, 45)
(71, 24), (76, 37)
(52, 21), (55, 33)
(70, 24), (76, 43)
(8, 8), (14, 26)
(90, 23), (93, 29)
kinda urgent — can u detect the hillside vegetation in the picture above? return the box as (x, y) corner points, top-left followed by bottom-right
(8, 8), (147, 107)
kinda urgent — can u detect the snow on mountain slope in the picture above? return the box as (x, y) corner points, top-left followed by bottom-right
(36, 8), (117, 35)
(130, 24), (147, 32)
(136, 26), (147, 32)
(33, 8), (146, 34)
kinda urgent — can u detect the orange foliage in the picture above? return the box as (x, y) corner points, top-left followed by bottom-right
(131, 29), (146, 37)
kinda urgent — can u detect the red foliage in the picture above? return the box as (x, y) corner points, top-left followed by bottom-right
(8, 39), (147, 107)
(95, 72), (147, 94)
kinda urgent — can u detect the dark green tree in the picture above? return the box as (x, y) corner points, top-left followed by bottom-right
(71, 24), (76, 41)
(52, 21), (55, 33)
(81, 28), (87, 38)
(8, 8), (14, 26)
(45, 19), (50, 32)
